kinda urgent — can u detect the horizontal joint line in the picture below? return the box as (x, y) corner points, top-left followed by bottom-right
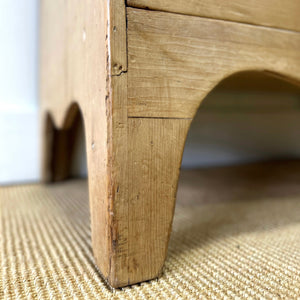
(128, 116), (193, 120)
(127, 6), (300, 34)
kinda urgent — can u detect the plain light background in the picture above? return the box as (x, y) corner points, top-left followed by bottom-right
(1, 1), (300, 184)
(0, 0), (39, 184)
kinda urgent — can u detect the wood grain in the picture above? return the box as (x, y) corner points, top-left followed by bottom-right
(126, 117), (190, 284)
(127, 8), (300, 119)
(127, 0), (300, 32)
(40, 2), (300, 288)
(110, 0), (128, 75)
(40, 0), (123, 286)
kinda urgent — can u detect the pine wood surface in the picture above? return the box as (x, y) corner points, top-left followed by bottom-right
(40, 1), (300, 288)
(127, 0), (300, 32)
(127, 8), (300, 119)
(40, 0), (128, 286)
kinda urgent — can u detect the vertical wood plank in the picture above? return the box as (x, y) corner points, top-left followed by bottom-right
(126, 117), (191, 284)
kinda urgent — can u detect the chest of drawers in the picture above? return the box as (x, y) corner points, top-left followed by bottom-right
(40, 0), (300, 288)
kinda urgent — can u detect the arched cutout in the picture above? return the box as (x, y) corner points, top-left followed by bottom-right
(38, 4), (300, 287)
(188, 69), (300, 122)
(42, 102), (87, 182)
(182, 70), (300, 168)
(214, 70), (300, 93)
(172, 72), (300, 292)
(39, 69), (300, 288)
(178, 69), (300, 197)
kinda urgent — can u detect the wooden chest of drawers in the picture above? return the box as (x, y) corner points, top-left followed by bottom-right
(40, 0), (300, 288)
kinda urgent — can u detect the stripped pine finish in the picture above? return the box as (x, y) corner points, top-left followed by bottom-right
(40, 0), (300, 287)
(127, 0), (300, 32)
(127, 8), (300, 118)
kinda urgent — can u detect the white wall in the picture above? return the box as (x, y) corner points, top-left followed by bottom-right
(0, 0), (39, 184)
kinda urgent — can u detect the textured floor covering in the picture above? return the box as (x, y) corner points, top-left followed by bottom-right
(1, 161), (300, 299)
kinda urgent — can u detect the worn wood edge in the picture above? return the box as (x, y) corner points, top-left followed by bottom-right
(39, 0), (129, 288)
(127, 0), (300, 33)
(95, 0), (129, 288)
(106, 0), (131, 288)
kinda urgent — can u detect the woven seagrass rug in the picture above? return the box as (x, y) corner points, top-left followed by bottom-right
(1, 161), (300, 299)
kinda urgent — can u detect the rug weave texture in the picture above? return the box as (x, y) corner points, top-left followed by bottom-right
(1, 163), (300, 299)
